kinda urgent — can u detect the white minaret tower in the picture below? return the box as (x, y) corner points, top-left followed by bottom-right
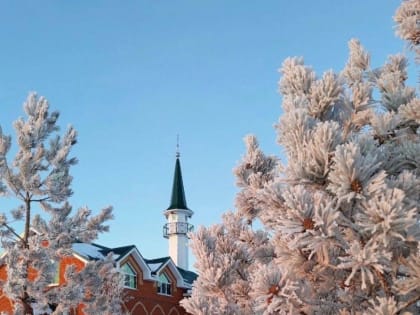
(163, 143), (194, 270)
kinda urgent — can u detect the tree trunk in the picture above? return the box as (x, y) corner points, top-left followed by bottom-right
(21, 292), (34, 315)
(24, 193), (31, 245)
(22, 194), (33, 314)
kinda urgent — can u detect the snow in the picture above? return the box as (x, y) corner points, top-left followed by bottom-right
(72, 243), (105, 260)
(147, 262), (163, 272)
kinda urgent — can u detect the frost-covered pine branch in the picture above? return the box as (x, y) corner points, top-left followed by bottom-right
(395, 0), (420, 60)
(0, 93), (124, 315)
(182, 1), (420, 314)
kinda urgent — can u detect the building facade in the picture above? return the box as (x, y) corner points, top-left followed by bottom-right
(0, 243), (196, 314)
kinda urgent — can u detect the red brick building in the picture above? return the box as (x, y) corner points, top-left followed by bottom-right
(75, 242), (196, 315)
(0, 153), (197, 315)
(0, 242), (196, 314)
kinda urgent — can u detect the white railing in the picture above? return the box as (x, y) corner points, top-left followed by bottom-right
(163, 222), (194, 238)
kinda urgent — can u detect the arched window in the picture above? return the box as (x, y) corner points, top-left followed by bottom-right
(157, 273), (171, 295)
(121, 262), (137, 289)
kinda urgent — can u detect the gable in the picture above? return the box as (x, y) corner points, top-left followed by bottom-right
(116, 247), (153, 281)
(119, 255), (144, 286)
(71, 243), (195, 289)
(148, 257), (189, 288)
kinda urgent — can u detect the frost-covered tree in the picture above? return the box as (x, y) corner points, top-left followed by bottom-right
(395, 0), (420, 60)
(0, 93), (124, 315)
(182, 2), (420, 314)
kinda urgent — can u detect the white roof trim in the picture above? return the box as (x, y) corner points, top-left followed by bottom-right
(72, 252), (89, 264)
(116, 247), (153, 281)
(155, 258), (188, 288)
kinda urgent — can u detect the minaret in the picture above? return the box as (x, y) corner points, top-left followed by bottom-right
(163, 144), (194, 270)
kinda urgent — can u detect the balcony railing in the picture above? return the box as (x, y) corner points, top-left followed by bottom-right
(163, 222), (194, 238)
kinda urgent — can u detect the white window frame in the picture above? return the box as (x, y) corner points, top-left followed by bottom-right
(157, 273), (172, 296)
(121, 262), (137, 289)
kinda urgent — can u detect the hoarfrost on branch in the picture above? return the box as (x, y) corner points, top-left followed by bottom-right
(182, 1), (420, 314)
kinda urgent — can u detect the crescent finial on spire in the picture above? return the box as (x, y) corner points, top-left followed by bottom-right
(176, 134), (180, 158)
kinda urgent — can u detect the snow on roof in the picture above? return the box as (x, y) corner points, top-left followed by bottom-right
(72, 243), (107, 260)
(70, 243), (198, 287)
(147, 262), (163, 272)
(144, 257), (171, 274)
(72, 243), (136, 262)
(177, 266), (198, 285)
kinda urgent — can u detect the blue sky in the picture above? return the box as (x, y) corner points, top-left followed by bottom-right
(0, 1), (411, 266)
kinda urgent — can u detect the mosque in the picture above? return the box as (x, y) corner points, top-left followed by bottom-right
(0, 151), (197, 315)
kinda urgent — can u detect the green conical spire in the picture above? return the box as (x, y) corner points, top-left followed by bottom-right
(167, 156), (189, 210)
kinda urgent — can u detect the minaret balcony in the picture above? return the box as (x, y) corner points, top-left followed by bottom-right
(163, 222), (194, 238)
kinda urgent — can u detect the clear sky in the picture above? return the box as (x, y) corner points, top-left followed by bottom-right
(0, 1), (411, 266)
